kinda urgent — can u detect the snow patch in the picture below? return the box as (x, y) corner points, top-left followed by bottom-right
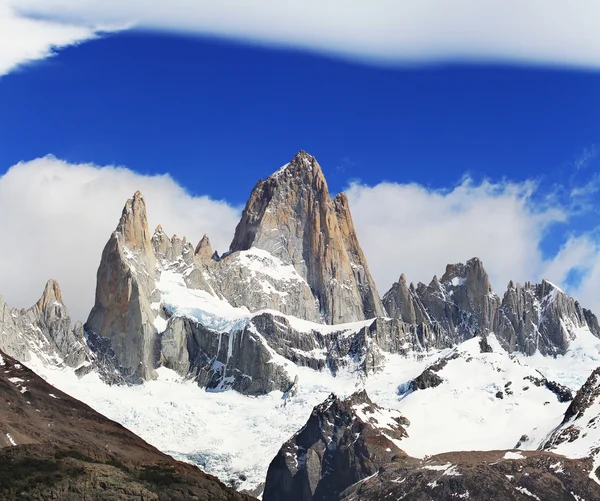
(515, 486), (541, 500)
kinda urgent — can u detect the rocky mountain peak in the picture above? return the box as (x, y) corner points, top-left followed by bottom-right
(229, 151), (384, 324)
(195, 233), (214, 262)
(269, 150), (325, 184)
(441, 257), (492, 293)
(36, 279), (63, 311)
(115, 190), (152, 253)
(385, 256), (600, 355)
(263, 390), (407, 501)
(86, 192), (160, 382)
(0, 279), (88, 369)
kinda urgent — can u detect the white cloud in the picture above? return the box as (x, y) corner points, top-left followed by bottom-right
(8, 0), (600, 69)
(0, 156), (240, 321)
(1, 155), (600, 325)
(542, 234), (600, 314)
(0, 2), (99, 77)
(346, 178), (600, 314)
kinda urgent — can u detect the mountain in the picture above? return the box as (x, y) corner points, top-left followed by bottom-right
(0, 349), (253, 500)
(3, 150), (600, 496)
(262, 391), (408, 501)
(263, 390), (600, 501)
(80, 153), (600, 395)
(0, 280), (89, 370)
(542, 366), (600, 470)
(384, 257), (600, 355)
(341, 449), (600, 501)
(229, 151), (385, 324)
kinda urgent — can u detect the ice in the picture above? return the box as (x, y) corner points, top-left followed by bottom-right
(18, 321), (600, 493)
(515, 487), (541, 500)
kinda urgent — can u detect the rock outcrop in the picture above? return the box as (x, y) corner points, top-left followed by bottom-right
(85, 191), (160, 382)
(384, 257), (600, 355)
(543, 366), (600, 452)
(159, 316), (292, 395)
(0, 280), (88, 368)
(0, 349), (254, 501)
(229, 151), (385, 324)
(262, 390), (408, 501)
(340, 450), (600, 501)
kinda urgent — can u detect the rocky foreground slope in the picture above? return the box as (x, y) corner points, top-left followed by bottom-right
(263, 391), (600, 501)
(0, 349), (253, 500)
(263, 390), (408, 501)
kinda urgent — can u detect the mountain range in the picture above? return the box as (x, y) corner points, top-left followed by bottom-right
(2, 150), (600, 499)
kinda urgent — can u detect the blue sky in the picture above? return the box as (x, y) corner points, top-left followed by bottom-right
(0, 2), (599, 321)
(1, 31), (599, 205)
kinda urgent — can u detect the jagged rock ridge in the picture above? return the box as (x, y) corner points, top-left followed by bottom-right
(384, 257), (600, 355)
(542, 366), (600, 454)
(81, 154), (600, 395)
(340, 449), (600, 501)
(0, 280), (88, 369)
(263, 390), (600, 501)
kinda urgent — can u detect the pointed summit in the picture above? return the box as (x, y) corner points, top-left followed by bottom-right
(195, 234), (214, 263)
(268, 150), (325, 182)
(229, 151), (384, 324)
(116, 191), (152, 253)
(86, 191), (159, 381)
(35, 279), (64, 313)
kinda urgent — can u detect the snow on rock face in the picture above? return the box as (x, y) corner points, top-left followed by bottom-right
(542, 363), (600, 472)
(24, 324), (600, 495)
(0, 281), (88, 371)
(205, 247), (322, 322)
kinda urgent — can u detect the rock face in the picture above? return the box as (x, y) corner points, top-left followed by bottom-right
(0, 280), (88, 368)
(543, 366), (600, 452)
(80, 154), (600, 395)
(262, 390), (408, 501)
(339, 450), (600, 501)
(0, 349), (254, 501)
(83, 192), (301, 393)
(79, 153), (387, 392)
(384, 257), (600, 355)
(229, 151), (385, 324)
(85, 191), (160, 382)
(159, 316), (292, 395)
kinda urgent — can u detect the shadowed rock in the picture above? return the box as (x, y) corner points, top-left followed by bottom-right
(262, 390), (408, 501)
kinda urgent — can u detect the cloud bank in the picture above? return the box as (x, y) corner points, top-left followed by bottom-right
(347, 179), (600, 314)
(2, 155), (599, 323)
(5, 0), (600, 75)
(0, 2), (98, 77)
(0, 156), (241, 321)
